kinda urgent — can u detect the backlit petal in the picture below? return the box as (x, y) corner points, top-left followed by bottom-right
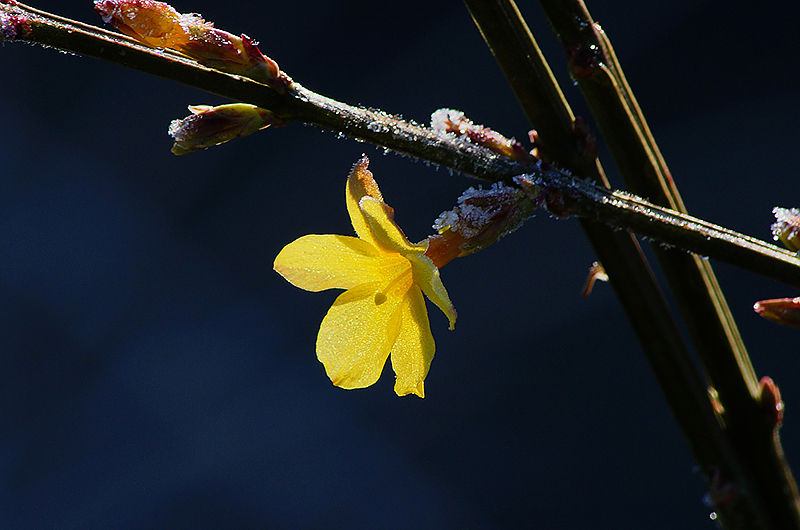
(274, 234), (386, 292)
(360, 197), (426, 255)
(408, 253), (457, 330)
(360, 197), (457, 329)
(391, 285), (435, 398)
(346, 157), (384, 245)
(317, 279), (409, 389)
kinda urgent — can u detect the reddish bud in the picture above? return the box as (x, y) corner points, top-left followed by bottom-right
(567, 44), (600, 79)
(431, 182), (536, 259)
(95, 0), (285, 86)
(758, 376), (784, 428)
(580, 261), (608, 296)
(431, 109), (535, 163)
(94, 0), (189, 48)
(0, 8), (31, 41)
(181, 26), (281, 84)
(753, 297), (800, 329)
(168, 103), (283, 155)
(572, 116), (598, 156)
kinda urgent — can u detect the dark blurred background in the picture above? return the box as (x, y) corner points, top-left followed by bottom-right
(2, 1), (799, 528)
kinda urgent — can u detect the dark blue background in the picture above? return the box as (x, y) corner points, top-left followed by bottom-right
(2, 1), (799, 528)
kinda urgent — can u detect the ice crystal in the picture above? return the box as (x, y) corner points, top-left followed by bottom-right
(771, 207), (800, 251)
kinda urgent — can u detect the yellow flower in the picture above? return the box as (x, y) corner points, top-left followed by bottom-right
(273, 157), (457, 398)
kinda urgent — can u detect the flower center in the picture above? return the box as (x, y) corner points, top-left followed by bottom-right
(374, 264), (412, 305)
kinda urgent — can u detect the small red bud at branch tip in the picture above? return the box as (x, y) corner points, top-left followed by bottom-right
(581, 261), (608, 297)
(431, 109), (536, 163)
(758, 376), (784, 428)
(753, 297), (800, 329)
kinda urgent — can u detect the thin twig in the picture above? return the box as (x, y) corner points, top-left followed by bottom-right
(461, 1), (776, 527)
(537, 1), (800, 526)
(534, 171), (800, 290)
(2, 2), (799, 285)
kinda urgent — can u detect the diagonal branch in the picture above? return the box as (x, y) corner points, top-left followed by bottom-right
(463, 0), (795, 528)
(2, 2), (800, 286)
(536, 0), (800, 527)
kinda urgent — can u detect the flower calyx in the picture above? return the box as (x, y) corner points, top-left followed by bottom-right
(429, 181), (537, 265)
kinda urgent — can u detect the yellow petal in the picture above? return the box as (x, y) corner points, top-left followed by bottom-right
(346, 156), (384, 245)
(317, 278), (409, 390)
(274, 234), (387, 292)
(408, 253), (457, 330)
(359, 196), (426, 255)
(391, 285), (435, 398)
(359, 198), (457, 329)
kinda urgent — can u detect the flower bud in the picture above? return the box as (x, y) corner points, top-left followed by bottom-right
(1, 6), (32, 42)
(431, 108), (534, 163)
(771, 207), (800, 251)
(94, 0), (189, 48)
(168, 103), (282, 155)
(753, 297), (800, 329)
(758, 376), (784, 429)
(95, 0), (284, 86)
(580, 261), (608, 296)
(181, 26), (280, 84)
(428, 182), (536, 265)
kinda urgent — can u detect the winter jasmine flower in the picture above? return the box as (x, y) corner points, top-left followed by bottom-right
(274, 157), (456, 397)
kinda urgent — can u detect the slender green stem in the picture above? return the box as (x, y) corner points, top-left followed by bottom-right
(534, 172), (800, 290)
(457, 0), (600, 180)
(537, 1), (800, 527)
(461, 1), (777, 527)
(537, 0), (761, 405)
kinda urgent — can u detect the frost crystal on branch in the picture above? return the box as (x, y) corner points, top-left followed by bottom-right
(771, 207), (800, 252)
(431, 182), (536, 257)
(431, 108), (534, 163)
